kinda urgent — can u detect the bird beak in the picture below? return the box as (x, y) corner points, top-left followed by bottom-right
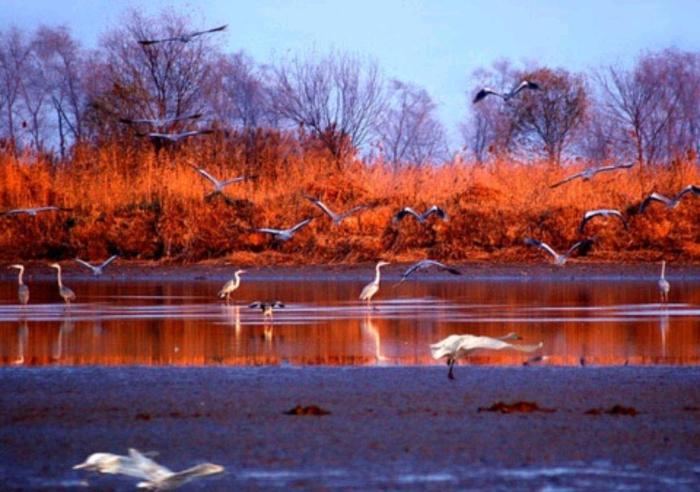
(73, 463), (90, 470)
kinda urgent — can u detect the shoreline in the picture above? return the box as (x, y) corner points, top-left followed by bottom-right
(1, 366), (699, 490)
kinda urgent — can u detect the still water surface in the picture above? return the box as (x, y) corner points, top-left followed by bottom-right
(1, 278), (699, 366)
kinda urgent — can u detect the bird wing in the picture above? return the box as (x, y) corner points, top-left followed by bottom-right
(596, 161), (635, 174)
(337, 205), (369, 221)
(128, 449), (173, 481)
(289, 218), (313, 233)
(430, 334), (473, 359)
(100, 255), (119, 269)
(359, 282), (379, 301)
(423, 205), (448, 221)
(74, 258), (97, 272)
(172, 112), (203, 122)
(473, 88), (501, 103)
(272, 301), (285, 308)
(255, 228), (283, 235)
(192, 24), (228, 37)
(457, 336), (543, 355)
(549, 172), (584, 188)
(194, 167), (220, 186)
(524, 238), (558, 259)
(120, 117), (155, 125)
(392, 207), (421, 223)
(510, 80), (541, 97)
(248, 302), (262, 308)
(676, 184), (700, 200)
(220, 176), (246, 187)
(400, 261), (428, 282)
(639, 192), (672, 213)
(565, 239), (594, 258)
(305, 196), (336, 219)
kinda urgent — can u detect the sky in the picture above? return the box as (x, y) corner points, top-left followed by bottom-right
(2, 0), (700, 145)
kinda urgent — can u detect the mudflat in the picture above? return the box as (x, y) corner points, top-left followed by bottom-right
(1, 366), (700, 490)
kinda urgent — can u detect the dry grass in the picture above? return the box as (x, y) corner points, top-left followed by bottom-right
(1, 138), (699, 264)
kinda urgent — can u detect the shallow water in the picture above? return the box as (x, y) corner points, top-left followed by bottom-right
(1, 278), (699, 366)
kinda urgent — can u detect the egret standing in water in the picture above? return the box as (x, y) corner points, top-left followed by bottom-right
(431, 333), (543, 380)
(359, 261), (390, 308)
(218, 269), (246, 302)
(9, 264), (29, 305)
(49, 263), (76, 305)
(658, 260), (670, 303)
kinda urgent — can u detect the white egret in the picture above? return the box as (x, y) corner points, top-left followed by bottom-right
(218, 269), (245, 302)
(255, 218), (313, 241)
(9, 264), (29, 304)
(524, 237), (593, 266)
(304, 195), (368, 224)
(658, 260), (670, 303)
(49, 263), (76, 304)
(359, 261), (390, 307)
(431, 333), (543, 379)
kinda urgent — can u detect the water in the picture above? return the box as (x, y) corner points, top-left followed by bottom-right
(1, 277), (699, 366)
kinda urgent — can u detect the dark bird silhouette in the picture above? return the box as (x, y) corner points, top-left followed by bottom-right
(392, 205), (448, 224)
(578, 209), (628, 234)
(249, 301), (285, 319)
(473, 80), (540, 103)
(140, 129), (213, 144)
(138, 25), (227, 45)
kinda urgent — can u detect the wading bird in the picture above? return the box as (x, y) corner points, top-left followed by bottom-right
(9, 264), (29, 305)
(638, 185), (700, 213)
(398, 259), (461, 284)
(524, 237), (593, 266)
(392, 205), (448, 224)
(192, 166), (249, 200)
(549, 162), (635, 188)
(359, 261), (390, 307)
(304, 195), (368, 224)
(74, 255), (119, 277)
(249, 301), (284, 319)
(578, 209), (628, 234)
(218, 269), (245, 302)
(255, 218), (313, 241)
(658, 260), (670, 303)
(1, 206), (72, 217)
(49, 263), (76, 305)
(119, 113), (202, 127)
(138, 24), (228, 45)
(140, 129), (213, 144)
(431, 333), (543, 380)
(473, 80), (540, 103)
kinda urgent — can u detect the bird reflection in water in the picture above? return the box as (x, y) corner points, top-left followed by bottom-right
(361, 316), (388, 364)
(51, 317), (74, 363)
(13, 320), (28, 365)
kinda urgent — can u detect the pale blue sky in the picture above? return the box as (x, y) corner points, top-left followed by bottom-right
(3, 0), (700, 144)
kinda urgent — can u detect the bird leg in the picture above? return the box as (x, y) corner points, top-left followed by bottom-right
(447, 358), (455, 380)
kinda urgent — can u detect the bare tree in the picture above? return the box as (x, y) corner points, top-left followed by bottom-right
(0, 27), (33, 151)
(272, 51), (385, 165)
(379, 80), (448, 170)
(511, 67), (588, 165)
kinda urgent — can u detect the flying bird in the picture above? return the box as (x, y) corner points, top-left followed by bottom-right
(140, 130), (213, 144)
(218, 269), (245, 302)
(1, 206), (72, 217)
(304, 195), (369, 224)
(578, 209), (628, 234)
(638, 185), (700, 213)
(119, 113), (202, 127)
(138, 24), (228, 45)
(524, 237), (593, 266)
(74, 451), (151, 479)
(431, 333), (543, 379)
(392, 205), (448, 224)
(74, 255), (119, 277)
(359, 261), (390, 307)
(192, 166), (250, 200)
(255, 218), (313, 241)
(398, 259), (461, 284)
(249, 301), (285, 319)
(549, 162), (635, 188)
(49, 263), (76, 304)
(658, 260), (670, 303)
(9, 264), (29, 305)
(473, 80), (540, 103)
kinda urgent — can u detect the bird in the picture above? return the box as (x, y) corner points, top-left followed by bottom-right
(218, 269), (245, 302)
(49, 263), (76, 304)
(304, 195), (369, 224)
(578, 209), (628, 234)
(638, 185), (700, 213)
(398, 259), (461, 284)
(549, 162), (635, 188)
(392, 205), (448, 224)
(359, 261), (390, 307)
(140, 130), (213, 144)
(524, 237), (593, 266)
(473, 80), (540, 103)
(74, 452), (149, 479)
(9, 264), (29, 305)
(255, 218), (313, 241)
(0, 206), (72, 217)
(249, 301), (284, 319)
(192, 166), (249, 200)
(431, 333), (543, 379)
(119, 113), (202, 127)
(658, 260), (670, 303)
(74, 255), (119, 277)
(127, 448), (224, 490)
(138, 25), (228, 45)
